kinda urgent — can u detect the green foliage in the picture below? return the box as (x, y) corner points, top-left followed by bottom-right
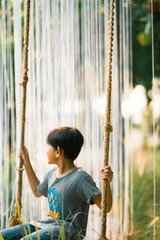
(132, 0), (160, 94)
(131, 148), (160, 239)
(132, 0), (152, 93)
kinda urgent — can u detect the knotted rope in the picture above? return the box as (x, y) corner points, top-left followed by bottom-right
(9, 0), (31, 227)
(98, 0), (115, 239)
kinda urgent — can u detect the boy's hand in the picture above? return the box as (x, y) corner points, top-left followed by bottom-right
(18, 146), (41, 198)
(18, 146), (30, 166)
(100, 166), (113, 183)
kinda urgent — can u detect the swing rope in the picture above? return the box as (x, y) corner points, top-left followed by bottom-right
(9, 0), (31, 227)
(98, 0), (115, 239)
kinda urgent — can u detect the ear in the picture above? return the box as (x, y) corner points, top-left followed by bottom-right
(55, 146), (61, 157)
(56, 146), (64, 157)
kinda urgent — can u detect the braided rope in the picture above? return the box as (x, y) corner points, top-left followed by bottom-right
(9, 0), (31, 227)
(98, 0), (115, 239)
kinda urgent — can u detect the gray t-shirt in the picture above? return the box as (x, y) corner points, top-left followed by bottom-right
(34, 167), (101, 239)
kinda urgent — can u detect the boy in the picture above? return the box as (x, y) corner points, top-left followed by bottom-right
(1, 127), (113, 240)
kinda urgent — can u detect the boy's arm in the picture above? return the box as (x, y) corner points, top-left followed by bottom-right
(92, 165), (113, 212)
(19, 147), (42, 198)
(92, 184), (112, 213)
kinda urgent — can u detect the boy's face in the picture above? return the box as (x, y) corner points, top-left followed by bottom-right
(46, 144), (59, 164)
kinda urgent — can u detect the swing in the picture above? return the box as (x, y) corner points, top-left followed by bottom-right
(9, 1), (116, 240)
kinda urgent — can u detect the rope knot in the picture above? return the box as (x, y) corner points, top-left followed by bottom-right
(18, 76), (29, 87)
(104, 123), (113, 132)
(15, 167), (25, 172)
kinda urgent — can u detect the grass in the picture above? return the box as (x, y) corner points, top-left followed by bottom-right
(130, 148), (160, 240)
(0, 234), (4, 240)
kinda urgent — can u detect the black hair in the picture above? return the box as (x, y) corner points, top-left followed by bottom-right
(46, 127), (84, 161)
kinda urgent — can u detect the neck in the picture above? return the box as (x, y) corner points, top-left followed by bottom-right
(56, 158), (76, 177)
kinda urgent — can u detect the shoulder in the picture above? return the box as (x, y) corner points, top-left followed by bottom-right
(75, 168), (93, 182)
(46, 166), (58, 179)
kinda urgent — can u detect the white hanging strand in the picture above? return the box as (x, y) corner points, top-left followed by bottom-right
(150, 0), (156, 239)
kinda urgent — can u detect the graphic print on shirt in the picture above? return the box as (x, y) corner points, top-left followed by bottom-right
(47, 187), (67, 219)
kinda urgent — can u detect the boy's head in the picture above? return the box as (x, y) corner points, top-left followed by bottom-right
(46, 127), (84, 162)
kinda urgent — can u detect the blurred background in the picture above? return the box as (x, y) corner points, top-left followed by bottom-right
(0, 0), (160, 239)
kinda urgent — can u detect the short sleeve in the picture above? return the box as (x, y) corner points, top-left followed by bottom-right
(79, 175), (101, 205)
(37, 173), (48, 197)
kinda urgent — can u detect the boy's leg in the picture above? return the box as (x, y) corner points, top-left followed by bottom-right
(0, 223), (36, 240)
(20, 229), (50, 240)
